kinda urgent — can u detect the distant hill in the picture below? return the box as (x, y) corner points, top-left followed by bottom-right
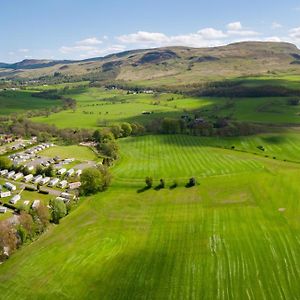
(1, 42), (300, 88)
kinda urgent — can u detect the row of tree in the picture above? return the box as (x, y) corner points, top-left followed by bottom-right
(0, 199), (69, 261)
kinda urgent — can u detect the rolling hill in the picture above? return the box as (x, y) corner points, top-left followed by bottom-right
(2, 42), (300, 88)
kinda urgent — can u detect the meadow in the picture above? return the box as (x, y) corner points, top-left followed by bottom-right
(33, 87), (225, 128)
(0, 90), (61, 115)
(1, 134), (300, 299)
(39, 145), (98, 161)
(30, 86), (300, 129)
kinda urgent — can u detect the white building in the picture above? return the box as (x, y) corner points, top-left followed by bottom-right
(33, 175), (43, 184)
(0, 191), (11, 198)
(48, 178), (59, 187)
(66, 169), (74, 177)
(58, 180), (68, 189)
(4, 182), (16, 191)
(60, 192), (75, 200)
(40, 177), (50, 185)
(0, 206), (7, 213)
(12, 172), (24, 181)
(57, 168), (67, 175)
(10, 194), (21, 204)
(23, 174), (34, 182)
(32, 200), (40, 209)
(6, 171), (15, 179)
(75, 169), (82, 177)
(0, 169), (8, 176)
(69, 182), (81, 190)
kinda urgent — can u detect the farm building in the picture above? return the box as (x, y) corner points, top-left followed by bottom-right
(23, 174), (34, 182)
(10, 194), (21, 205)
(4, 182), (16, 191)
(69, 182), (81, 190)
(12, 173), (24, 181)
(58, 180), (68, 189)
(48, 178), (59, 187)
(57, 168), (67, 175)
(0, 206), (7, 213)
(32, 200), (40, 209)
(0, 191), (11, 198)
(40, 177), (50, 185)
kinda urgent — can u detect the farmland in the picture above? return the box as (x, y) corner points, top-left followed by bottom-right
(1, 133), (300, 299)
(33, 87), (219, 129)
(39, 145), (98, 161)
(30, 86), (300, 130)
(0, 90), (61, 115)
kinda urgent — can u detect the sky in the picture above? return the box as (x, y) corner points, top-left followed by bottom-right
(1, 0), (300, 62)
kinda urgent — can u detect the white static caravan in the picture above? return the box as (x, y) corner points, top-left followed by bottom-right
(0, 206), (7, 213)
(75, 169), (82, 177)
(4, 182), (16, 191)
(57, 168), (67, 175)
(40, 177), (50, 185)
(23, 174), (34, 182)
(13, 172), (24, 181)
(58, 180), (68, 189)
(69, 182), (81, 190)
(33, 175), (43, 184)
(56, 196), (69, 203)
(6, 171), (15, 179)
(60, 192), (75, 200)
(0, 169), (8, 176)
(32, 200), (40, 209)
(10, 194), (21, 205)
(66, 169), (74, 177)
(48, 178), (59, 187)
(0, 191), (11, 198)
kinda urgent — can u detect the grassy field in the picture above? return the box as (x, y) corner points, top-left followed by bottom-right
(40, 145), (98, 161)
(33, 87), (224, 128)
(0, 90), (61, 115)
(1, 134), (300, 299)
(30, 86), (300, 129)
(113, 135), (264, 183)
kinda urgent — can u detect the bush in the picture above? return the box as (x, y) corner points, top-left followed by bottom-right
(186, 177), (196, 187)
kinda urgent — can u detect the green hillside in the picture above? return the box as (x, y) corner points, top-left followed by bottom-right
(1, 135), (300, 299)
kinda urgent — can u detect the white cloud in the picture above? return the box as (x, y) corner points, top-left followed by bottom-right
(271, 22), (282, 29)
(197, 28), (227, 39)
(116, 23), (260, 49)
(265, 36), (283, 42)
(118, 31), (169, 44)
(289, 27), (300, 39)
(76, 37), (102, 46)
(227, 22), (242, 31)
(18, 48), (29, 53)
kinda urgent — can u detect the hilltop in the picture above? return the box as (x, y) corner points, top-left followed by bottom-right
(2, 42), (300, 88)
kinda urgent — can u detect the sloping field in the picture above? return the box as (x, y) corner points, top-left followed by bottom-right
(1, 135), (300, 299)
(0, 90), (61, 114)
(113, 135), (264, 183)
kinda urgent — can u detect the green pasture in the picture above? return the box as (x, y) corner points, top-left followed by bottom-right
(0, 90), (61, 115)
(39, 145), (98, 161)
(1, 154), (300, 298)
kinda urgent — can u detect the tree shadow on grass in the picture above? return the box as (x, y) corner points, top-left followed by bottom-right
(137, 186), (151, 193)
(154, 184), (164, 191)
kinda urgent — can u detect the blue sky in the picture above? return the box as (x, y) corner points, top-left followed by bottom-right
(1, 0), (300, 62)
